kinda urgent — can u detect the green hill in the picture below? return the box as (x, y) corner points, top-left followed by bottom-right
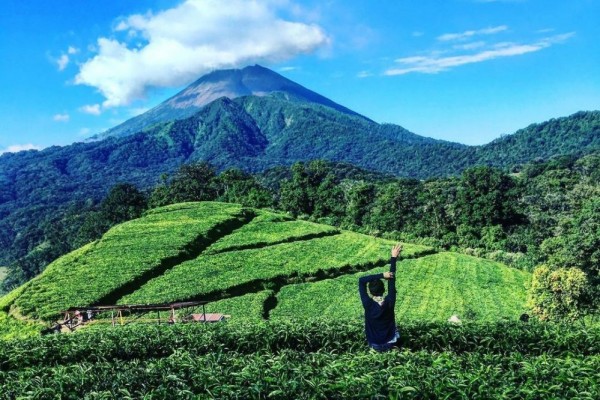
(1, 202), (529, 336)
(2, 202), (598, 399)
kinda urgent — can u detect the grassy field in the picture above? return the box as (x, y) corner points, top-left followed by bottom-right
(0, 202), (531, 332)
(204, 211), (340, 254)
(121, 231), (431, 305)
(203, 290), (273, 322)
(271, 252), (530, 323)
(11, 203), (250, 320)
(0, 202), (530, 335)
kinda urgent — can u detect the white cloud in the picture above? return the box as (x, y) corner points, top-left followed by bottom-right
(55, 47), (79, 71)
(385, 32), (574, 76)
(437, 25), (508, 42)
(0, 144), (42, 154)
(128, 106), (150, 117)
(453, 41), (487, 51)
(79, 128), (91, 136)
(75, 0), (329, 108)
(114, 20), (129, 31)
(279, 66), (299, 72)
(53, 113), (70, 122)
(79, 104), (102, 115)
(357, 70), (373, 78)
(57, 54), (70, 71)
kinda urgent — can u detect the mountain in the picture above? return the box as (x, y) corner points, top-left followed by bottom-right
(1, 65), (599, 271)
(95, 65), (369, 140)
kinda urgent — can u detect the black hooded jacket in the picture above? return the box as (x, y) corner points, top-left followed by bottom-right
(358, 257), (397, 345)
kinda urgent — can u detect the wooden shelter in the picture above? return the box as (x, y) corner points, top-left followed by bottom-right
(57, 301), (227, 332)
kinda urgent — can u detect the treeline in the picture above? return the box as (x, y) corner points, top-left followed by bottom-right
(2, 154), (598, 320)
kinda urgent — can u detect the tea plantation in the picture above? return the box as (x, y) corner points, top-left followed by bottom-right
(0, 202), (597, 399)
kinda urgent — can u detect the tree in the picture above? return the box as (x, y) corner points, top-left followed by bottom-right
(73, 211), (111, 248)
(368, 179), (421, 233)
(540, 197), (600, 275)
(344, 181), (375, 227)
(216, 168), (272, 208)
(313, 172), (345, 220)
(528, 265), (593, 321)
(168, 162), (218, 203)
(529, 197), (599, 320)
(457, 166), (520, 229)
(279, 162), (311, 217)
(575, 153), (600, 184)
(417, 178), (459, 240)
(148, 173), (171, 208)
(100, 183), (148, 225)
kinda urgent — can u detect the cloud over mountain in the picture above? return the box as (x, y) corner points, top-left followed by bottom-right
(75, 0), (329, 108)
(0, 144), (41, 154)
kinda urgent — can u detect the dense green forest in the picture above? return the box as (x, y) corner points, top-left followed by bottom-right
(3, 152), (598, 320)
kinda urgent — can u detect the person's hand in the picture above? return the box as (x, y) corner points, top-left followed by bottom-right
(391, 243), (402, 258)
(383, 272), (394, 280)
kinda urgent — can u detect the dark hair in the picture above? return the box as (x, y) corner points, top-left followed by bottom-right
(368, 280), (385, 296)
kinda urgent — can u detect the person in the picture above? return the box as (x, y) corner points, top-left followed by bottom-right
(358, 243), (402, 351)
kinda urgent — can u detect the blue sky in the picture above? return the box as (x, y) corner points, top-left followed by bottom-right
(1, 0), (599, 153)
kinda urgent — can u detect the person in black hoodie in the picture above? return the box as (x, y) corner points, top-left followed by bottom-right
(358, 243), (402, 351)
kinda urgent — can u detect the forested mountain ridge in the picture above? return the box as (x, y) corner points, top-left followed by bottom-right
(474, 111), (600, 167)
(1, 65), (599, 275)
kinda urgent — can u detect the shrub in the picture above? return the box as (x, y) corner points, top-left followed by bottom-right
(529, 265), (593, 321)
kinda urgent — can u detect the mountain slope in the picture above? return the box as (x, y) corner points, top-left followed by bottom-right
(97, 65), (368, 139)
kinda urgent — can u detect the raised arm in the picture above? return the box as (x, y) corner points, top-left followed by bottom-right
(386, 243), (402, 306)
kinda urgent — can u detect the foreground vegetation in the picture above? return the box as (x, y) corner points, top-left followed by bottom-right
(0, 320), (598, 399)
(0, 200), (595, 398)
